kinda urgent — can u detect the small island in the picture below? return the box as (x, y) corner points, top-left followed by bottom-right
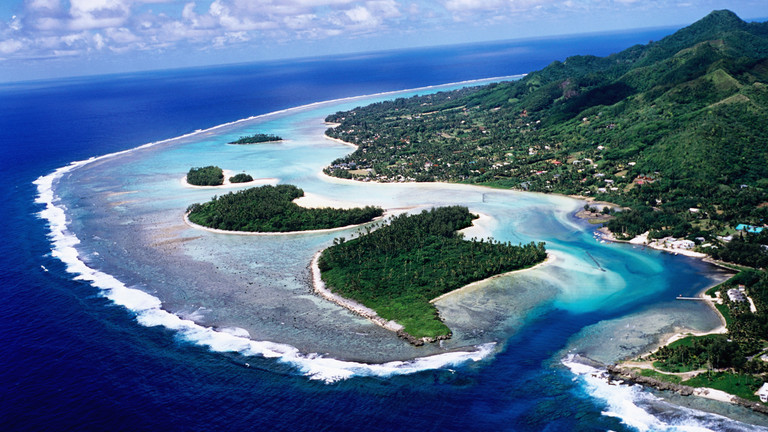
(229, 173), (253, 183)
(187, 166), (224, 186)
(229, 133), (283, 144)
(317, 206), (547, 343)
(186, 184), (383, 232)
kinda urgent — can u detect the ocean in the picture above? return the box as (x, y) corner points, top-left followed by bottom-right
(2, 29), (768, 431)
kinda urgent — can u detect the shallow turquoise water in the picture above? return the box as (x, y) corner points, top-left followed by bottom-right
(54, 82), (728, 368)
(21, 54), (765, 431)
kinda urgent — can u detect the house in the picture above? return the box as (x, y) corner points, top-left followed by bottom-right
(727, 288), (747, 303)
(634, 175), (656, 185)
(759, 383), (768, 403)
(671, 240), (695, 250)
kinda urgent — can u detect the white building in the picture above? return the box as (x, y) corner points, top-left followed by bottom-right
(727, 288), (747, 303)
(759, 383), (768, 403)
(671, 239), (695, 250)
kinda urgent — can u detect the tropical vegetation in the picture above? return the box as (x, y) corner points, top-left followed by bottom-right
(229, 173), (253, 183)
(318, 206), (547, 339)
(322, 10), (768, 267)
(229, 133), (282, 144)
(187, 166), (224, 186)
(186, 184), (383, 232)
(647, 268), (768, 401)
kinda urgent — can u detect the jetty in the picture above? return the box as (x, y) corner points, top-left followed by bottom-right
(676, 296), (707, 301)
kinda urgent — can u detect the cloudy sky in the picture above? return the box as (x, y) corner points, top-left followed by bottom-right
(0, 0), (765, 82)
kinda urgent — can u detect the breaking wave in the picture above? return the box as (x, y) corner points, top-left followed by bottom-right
(562, 355), (767, 432)
(33, 85), (507, 383)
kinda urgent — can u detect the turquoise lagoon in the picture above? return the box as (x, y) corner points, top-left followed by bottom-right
(52, 80), (728, 376)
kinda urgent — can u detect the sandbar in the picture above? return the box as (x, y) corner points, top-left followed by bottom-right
(182, 169), (278, 189)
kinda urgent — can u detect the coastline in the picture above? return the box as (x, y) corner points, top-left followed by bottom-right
(309, 210), (555, 345)
(595, 228), (708, 258)
(183, 210), (388, 236)
(182, 170), (279, 189)
(430, 252), (556, 304)
(324, 135), (358, 149)
(310, 251), (405, 334)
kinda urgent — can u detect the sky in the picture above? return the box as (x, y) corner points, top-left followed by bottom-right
(0, 0), (765, 82)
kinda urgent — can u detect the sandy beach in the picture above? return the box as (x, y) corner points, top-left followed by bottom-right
(324, 135), (358, 149)
(596, 227), (708, 258)
(293, 191), (374, 210)
(182, 169), (278, 189)
(183, 210), (388, 236)
(310, 252), (405, 332)
(430, 252), (556, 304)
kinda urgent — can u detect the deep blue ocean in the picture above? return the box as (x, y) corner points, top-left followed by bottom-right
(2, 29), (766, 431)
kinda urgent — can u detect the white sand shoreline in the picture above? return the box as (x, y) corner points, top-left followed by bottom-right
(182, 170), (278, 190)
(324, 135), (359, 149)
(183, 211), (388, 236)
(431, 252), (556, 304)
(310, 252), (405, 333)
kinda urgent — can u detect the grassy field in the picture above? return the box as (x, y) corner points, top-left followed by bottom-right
(683, 372), (763, 401)
(637, 368), (683, 384)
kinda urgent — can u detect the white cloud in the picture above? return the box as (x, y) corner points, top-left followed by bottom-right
(0, 0), (698, 65)
(5, 0), (406, 61)
(444, 0), (502, 12)
(0, 39), (25, 54)
(345, 6), (375, 24)
(93, 32), (105, 49)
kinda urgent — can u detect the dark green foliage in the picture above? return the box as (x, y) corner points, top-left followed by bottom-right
(710, 231), (768, 268)
(318, 206), (547, 337)
(187, 185), (383, 232)
(321, 11), (768, 261)
(229, 173), (253, 183)
(654, 335), (742, 372)
(654, 269), (768, 378)
(187, 166), (224, 186)
(682, 372), (764, 401)
(229, 133), (282, 144)
(606, 206), (691, 239)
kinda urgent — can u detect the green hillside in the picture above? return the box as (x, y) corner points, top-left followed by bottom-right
(323, 10), (768, 261)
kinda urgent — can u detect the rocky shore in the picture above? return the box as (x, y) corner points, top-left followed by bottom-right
(607, 364), (768, 415)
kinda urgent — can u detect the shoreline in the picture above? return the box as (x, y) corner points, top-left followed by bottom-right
(182, 170), (279, 189)
(603, 272), (758, 410)
(318, 133), (581, 208)
(183, 210), (388, 237)
(324, 135), (359, 149)
(309, 210), (555, 344)
(600, 228), (708, 258)
(310, 252), (405, 334)
(430, 252), (556, 304)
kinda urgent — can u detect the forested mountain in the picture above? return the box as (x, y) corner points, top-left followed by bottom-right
(324, 10), (768, 254)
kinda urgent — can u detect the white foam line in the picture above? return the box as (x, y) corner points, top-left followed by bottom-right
(33, 78), (513, 382)
(35, 165), (496, 382)
(561, 355), (757, 432)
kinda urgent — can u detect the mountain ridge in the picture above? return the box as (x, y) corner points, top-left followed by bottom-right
(323, 10), (768, 259)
